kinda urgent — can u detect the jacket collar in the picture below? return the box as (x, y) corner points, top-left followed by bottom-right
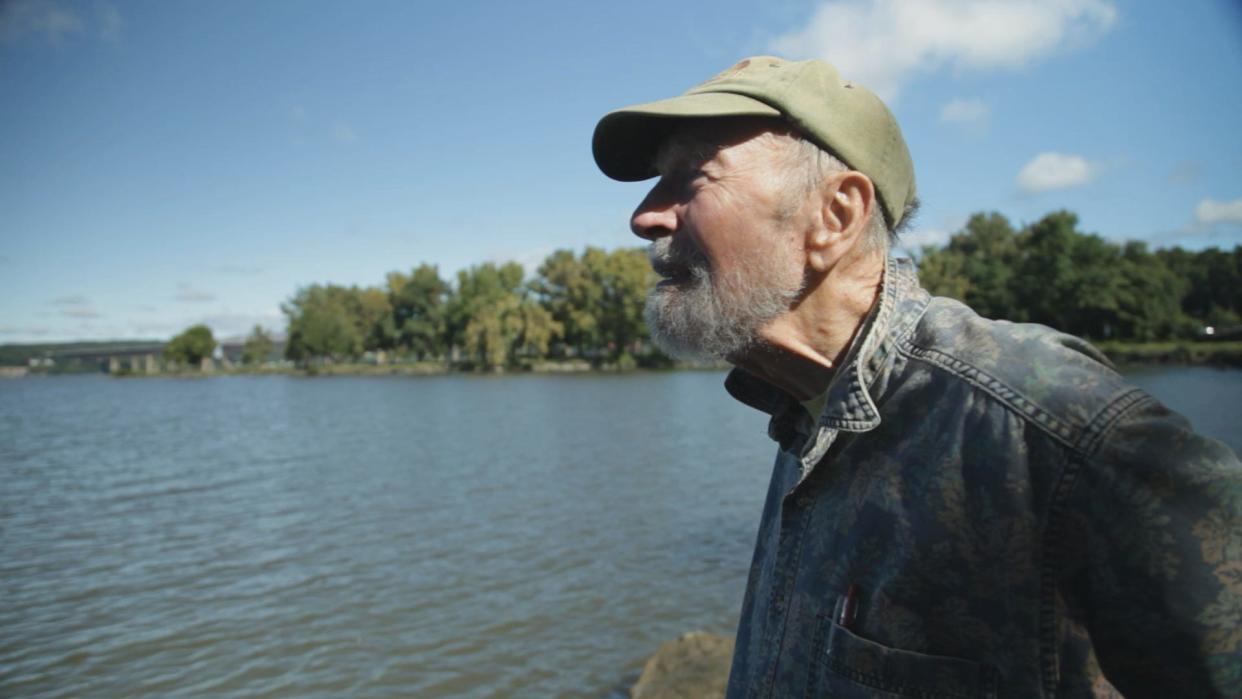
(724, 256), (929, 440)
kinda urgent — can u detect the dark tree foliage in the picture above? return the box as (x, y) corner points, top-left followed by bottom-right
(385, 264), (448, 359)
(918, 210), (1240, 341)
(165, 324), (216, 366)
(283, 284), (385, 361)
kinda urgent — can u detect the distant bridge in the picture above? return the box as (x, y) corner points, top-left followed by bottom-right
(28, 338), (284, 374)
(44, 343), (167, 373)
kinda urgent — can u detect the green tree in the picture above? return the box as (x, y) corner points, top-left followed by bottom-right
(165, 324), (216, 366)
(1160, 247), (1242, 325)
(532, 246), (655, 360)
(283, 284), (365, 361)
(347, 286), (392, 353)
(943, 212), (1019, 320)
(917, 210), (1208, 341)
(915, 245), (970, 301)
(283, 284), (392, 361)
(452, 262), (563, 370)
(589, 247), (654, 358)
(533, 249), (602, 354)
(444, 261), (527, 354)
(241, 325), (275, 365)
(1010, 210), (1130, 338)
(1114, 242), (1192, 341)
(387, 263), (448, 358)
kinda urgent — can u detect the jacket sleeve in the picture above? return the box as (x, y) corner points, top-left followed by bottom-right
(1069, 392), (1242, 697)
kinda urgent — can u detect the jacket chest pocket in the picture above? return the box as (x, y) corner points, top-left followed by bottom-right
(807, 615), (999, 699)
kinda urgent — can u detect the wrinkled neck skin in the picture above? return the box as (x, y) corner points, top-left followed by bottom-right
(732, 246), (884, 403)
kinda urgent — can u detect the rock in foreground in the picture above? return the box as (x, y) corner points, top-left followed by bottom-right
(630, 632), (734, 699)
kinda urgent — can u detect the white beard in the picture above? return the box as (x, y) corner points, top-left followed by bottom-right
(644, 235), (804, 361)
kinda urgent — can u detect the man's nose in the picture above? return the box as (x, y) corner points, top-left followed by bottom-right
(630, 183), (678, 241)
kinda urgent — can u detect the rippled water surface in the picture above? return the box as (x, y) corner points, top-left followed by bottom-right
(1, 372), (775, 698)
(2, 367), (1239, 698)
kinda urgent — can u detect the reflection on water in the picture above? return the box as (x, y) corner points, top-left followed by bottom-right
(1122, 366), (1242, 454)
(1, 367), (1238, 697)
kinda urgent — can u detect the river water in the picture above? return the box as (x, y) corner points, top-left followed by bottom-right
(1, 367), (1239, 698)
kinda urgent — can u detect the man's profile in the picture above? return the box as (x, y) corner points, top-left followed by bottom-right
(593, 56), (1241, 697)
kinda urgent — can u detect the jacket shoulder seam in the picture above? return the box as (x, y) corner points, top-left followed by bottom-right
(901, 343), (1081, 450)
(1073, 388), (1152, 456)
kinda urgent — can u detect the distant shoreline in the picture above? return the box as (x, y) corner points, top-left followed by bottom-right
(173, 343), (1242, 377)
(4, 343), (1241, 379)
(6, 358), (727, 379)
(1096, 341), (1242, 369)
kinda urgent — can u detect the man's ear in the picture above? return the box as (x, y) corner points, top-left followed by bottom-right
(807, 171), (875, 273)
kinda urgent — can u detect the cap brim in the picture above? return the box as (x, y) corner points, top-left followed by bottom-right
(592, 92), (781, 182)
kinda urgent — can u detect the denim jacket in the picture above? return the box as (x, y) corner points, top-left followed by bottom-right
(723, 257), (1242, 698)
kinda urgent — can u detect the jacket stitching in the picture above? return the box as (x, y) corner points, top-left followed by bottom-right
(824, 656), (992, 699)
(1073, 388), (1150, 457)
(1030, 389), (1157, 696)
(897, 342), (1148, 698)
(901, 344), (1080, 449)
(1037, 448), (1077, 698)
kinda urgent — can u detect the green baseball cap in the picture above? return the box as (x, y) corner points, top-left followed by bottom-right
(593, 56), (916, 227)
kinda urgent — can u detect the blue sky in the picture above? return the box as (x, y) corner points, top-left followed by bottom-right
(2, 0), (1240, 343)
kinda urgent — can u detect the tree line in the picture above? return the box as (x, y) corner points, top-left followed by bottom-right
(279, 247), (656, 370)
(162, 209), (1241, 370)
(916, 210), (1241, 341)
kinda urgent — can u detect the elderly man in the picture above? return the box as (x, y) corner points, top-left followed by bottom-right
(593, 57), (1241, 698)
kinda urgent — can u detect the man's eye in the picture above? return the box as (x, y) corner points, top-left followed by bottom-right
(656, 168), (708, 198)
(678, 170), (708, 187)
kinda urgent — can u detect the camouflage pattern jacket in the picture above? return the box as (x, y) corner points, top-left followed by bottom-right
(723, 257), (1242, 698)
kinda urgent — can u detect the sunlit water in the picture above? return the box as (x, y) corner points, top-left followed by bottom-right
(1, 367), (1238, 698)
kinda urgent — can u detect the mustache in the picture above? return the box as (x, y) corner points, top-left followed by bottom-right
(648, 237), (709, 280)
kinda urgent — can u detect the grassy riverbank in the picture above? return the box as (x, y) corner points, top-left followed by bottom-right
(7, 344), (1240, 379)
(1096, 341), (1242, 368)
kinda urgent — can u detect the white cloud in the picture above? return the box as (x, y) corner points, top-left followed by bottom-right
(193, 310), (284, 341)
(51, 294), (89, 306)
(0, 0), (85, 46)
(1194, 197), (1242, 226)
(120, 308), (280, 342)
(940, 97), (989, 124)
(1016, 152), (1097, 193)
(770, 0), (1117, 101)
(899, 227), (953, 252)
(175, 283), (216, 303)
(897, 211), (967, 254)
(61, 307), (101, 319)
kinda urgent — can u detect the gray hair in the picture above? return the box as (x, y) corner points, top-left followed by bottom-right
(784, 134), (920, 254)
